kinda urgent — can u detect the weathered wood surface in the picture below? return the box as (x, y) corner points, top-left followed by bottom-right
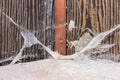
(0, 0), (120, 66)
(0, 0), (54, 65)
(67, 0), (120, 61)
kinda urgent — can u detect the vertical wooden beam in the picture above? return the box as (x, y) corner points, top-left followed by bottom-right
(54, 0), (66, 55)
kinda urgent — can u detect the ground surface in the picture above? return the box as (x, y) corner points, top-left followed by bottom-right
(0, 57), (120, 80)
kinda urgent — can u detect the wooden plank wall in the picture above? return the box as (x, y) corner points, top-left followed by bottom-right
(0, 0), (120, 66)
(0, 0), (54, 66)
(66, 0), (120, 61)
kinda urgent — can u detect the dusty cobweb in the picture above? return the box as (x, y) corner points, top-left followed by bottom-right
(0, 13), (120, 64)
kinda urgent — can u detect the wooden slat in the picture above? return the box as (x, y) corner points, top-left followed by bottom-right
(55, 0), (66, 55)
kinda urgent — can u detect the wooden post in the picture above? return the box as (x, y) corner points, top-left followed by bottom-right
(54, 0), (66, 55)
